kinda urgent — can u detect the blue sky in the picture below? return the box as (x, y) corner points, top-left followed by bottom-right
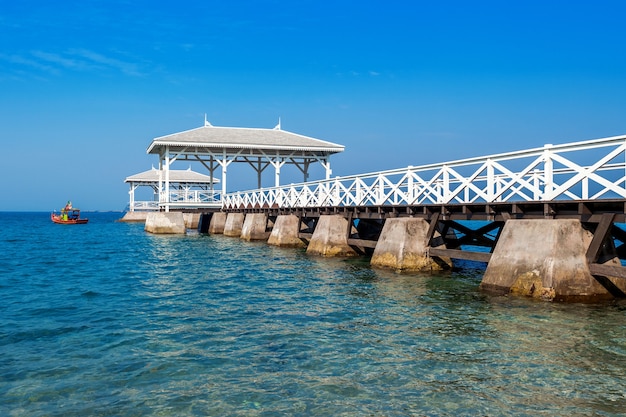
(2, 0), (626, 211)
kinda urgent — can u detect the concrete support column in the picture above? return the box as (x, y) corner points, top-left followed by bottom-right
(268, 214), (306, 248)
(144, 212), (186, 234)
(182, 213), (200, 230)
(208, 212), (227, 234)
(371, 218), (452, 272)
(241, 213), (270, 241)
(480, 219), (624, 302)
(306, 215), (358, 257)
(119, 211), (149, 222)
(223, 213), (245, 237)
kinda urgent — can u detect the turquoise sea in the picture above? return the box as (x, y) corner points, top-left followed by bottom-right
(1, 211), (626, 416)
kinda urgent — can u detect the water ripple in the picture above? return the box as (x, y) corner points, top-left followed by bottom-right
(1, 213), (626, 416)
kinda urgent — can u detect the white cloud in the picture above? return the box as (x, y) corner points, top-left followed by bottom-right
(31, 51), (84, 71)
(68, 48), (142, 76)
(0, 53), (60, 75)
(1, 48), (144, 78)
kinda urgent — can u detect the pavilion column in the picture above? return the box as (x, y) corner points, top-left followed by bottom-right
(303, 160), (310, 182)
(273, 157), (285, 187)
(321, 157), (332, 180)
(164, 146), (171, 212)
(129, 183), (137, 212)
(210, 158), (216, 192)
(221, 164), (227, 196)
(218, 151), (233, 197)
(158, 160), (163, 207)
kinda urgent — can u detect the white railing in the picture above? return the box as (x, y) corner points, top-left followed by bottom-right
(131, 201), (160, 211)
(223, 134), (626, 209)
(157, 190), (222, 208)
(167, 190), (221, 204)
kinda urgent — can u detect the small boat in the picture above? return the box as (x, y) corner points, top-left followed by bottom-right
(51, 207), (89, 224)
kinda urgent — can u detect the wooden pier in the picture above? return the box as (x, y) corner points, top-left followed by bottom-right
(137, 126), (626, 302)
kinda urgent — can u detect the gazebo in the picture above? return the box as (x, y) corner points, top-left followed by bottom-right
(146, 119), (345, 212)
(124, 167), (220, 212)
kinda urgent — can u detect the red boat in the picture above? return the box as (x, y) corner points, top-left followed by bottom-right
(51, 208), (89, 224)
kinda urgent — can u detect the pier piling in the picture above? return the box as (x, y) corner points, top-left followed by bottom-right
(371, 218), (453, 272)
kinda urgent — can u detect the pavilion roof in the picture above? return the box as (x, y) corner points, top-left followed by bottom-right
(146, 124), (345, 155)
(124, 167), (219, 184)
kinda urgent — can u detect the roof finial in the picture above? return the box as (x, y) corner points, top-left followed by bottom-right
(274, 117), (281, 130)
(204, 113), (212, 127)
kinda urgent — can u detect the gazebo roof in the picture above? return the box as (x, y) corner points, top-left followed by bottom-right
(124, 167), (219, 184)
(146, 123), (345, 155)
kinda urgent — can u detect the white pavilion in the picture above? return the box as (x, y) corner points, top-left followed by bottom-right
(124, 167), (220, 212)
(144, 119), (345, 212)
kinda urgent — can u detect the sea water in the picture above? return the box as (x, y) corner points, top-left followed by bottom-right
(1, 212), (625, 416)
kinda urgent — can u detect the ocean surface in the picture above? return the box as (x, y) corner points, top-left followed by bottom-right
(1, 211), (625, 416)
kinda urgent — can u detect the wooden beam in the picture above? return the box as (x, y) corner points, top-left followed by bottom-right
(589, 263), (626, 280)
(426, 212), (440, 246)
(347, 238), (378, 249)
(429, 248), (491, 263)
(586, 213), (615, 264)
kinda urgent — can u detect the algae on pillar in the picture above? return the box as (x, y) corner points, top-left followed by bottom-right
(371, 217), (452, 272)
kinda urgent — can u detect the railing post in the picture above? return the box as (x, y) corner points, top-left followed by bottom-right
(533, 169), (540, 200)
(406, 166), (414, 204)
(543, 144), (554, 200)
(486, 160), (494, 202)
(442, 165), (450, 203)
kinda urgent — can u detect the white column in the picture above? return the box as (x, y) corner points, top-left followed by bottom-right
(158, 159), (163, 206)
(221, 152), (228, 196)
(321, 157), (332, 180)
(303, 160), (310, 182)
(129, 183), (136, 212)
(273, 157), (285, 187)
(164, 146), (170, 212)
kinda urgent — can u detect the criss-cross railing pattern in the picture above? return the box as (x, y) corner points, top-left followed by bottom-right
(222, 135), (626, 209)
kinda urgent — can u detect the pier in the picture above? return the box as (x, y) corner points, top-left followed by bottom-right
(133, 124), (626, 302)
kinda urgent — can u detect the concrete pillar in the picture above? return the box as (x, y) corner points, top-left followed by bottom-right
(208, 212), (227, 234)
(182, 213), (200, 230)
(144, 212), (186, 234)
(371, 218), (452, 272)
(480, 219), (624, 302)
(223, 213), (245, 237)
(241, 213), (270, 241)
(119, 211), (148, 223)
(306, 215), (358, 257)
(268, 214), (306, 248)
